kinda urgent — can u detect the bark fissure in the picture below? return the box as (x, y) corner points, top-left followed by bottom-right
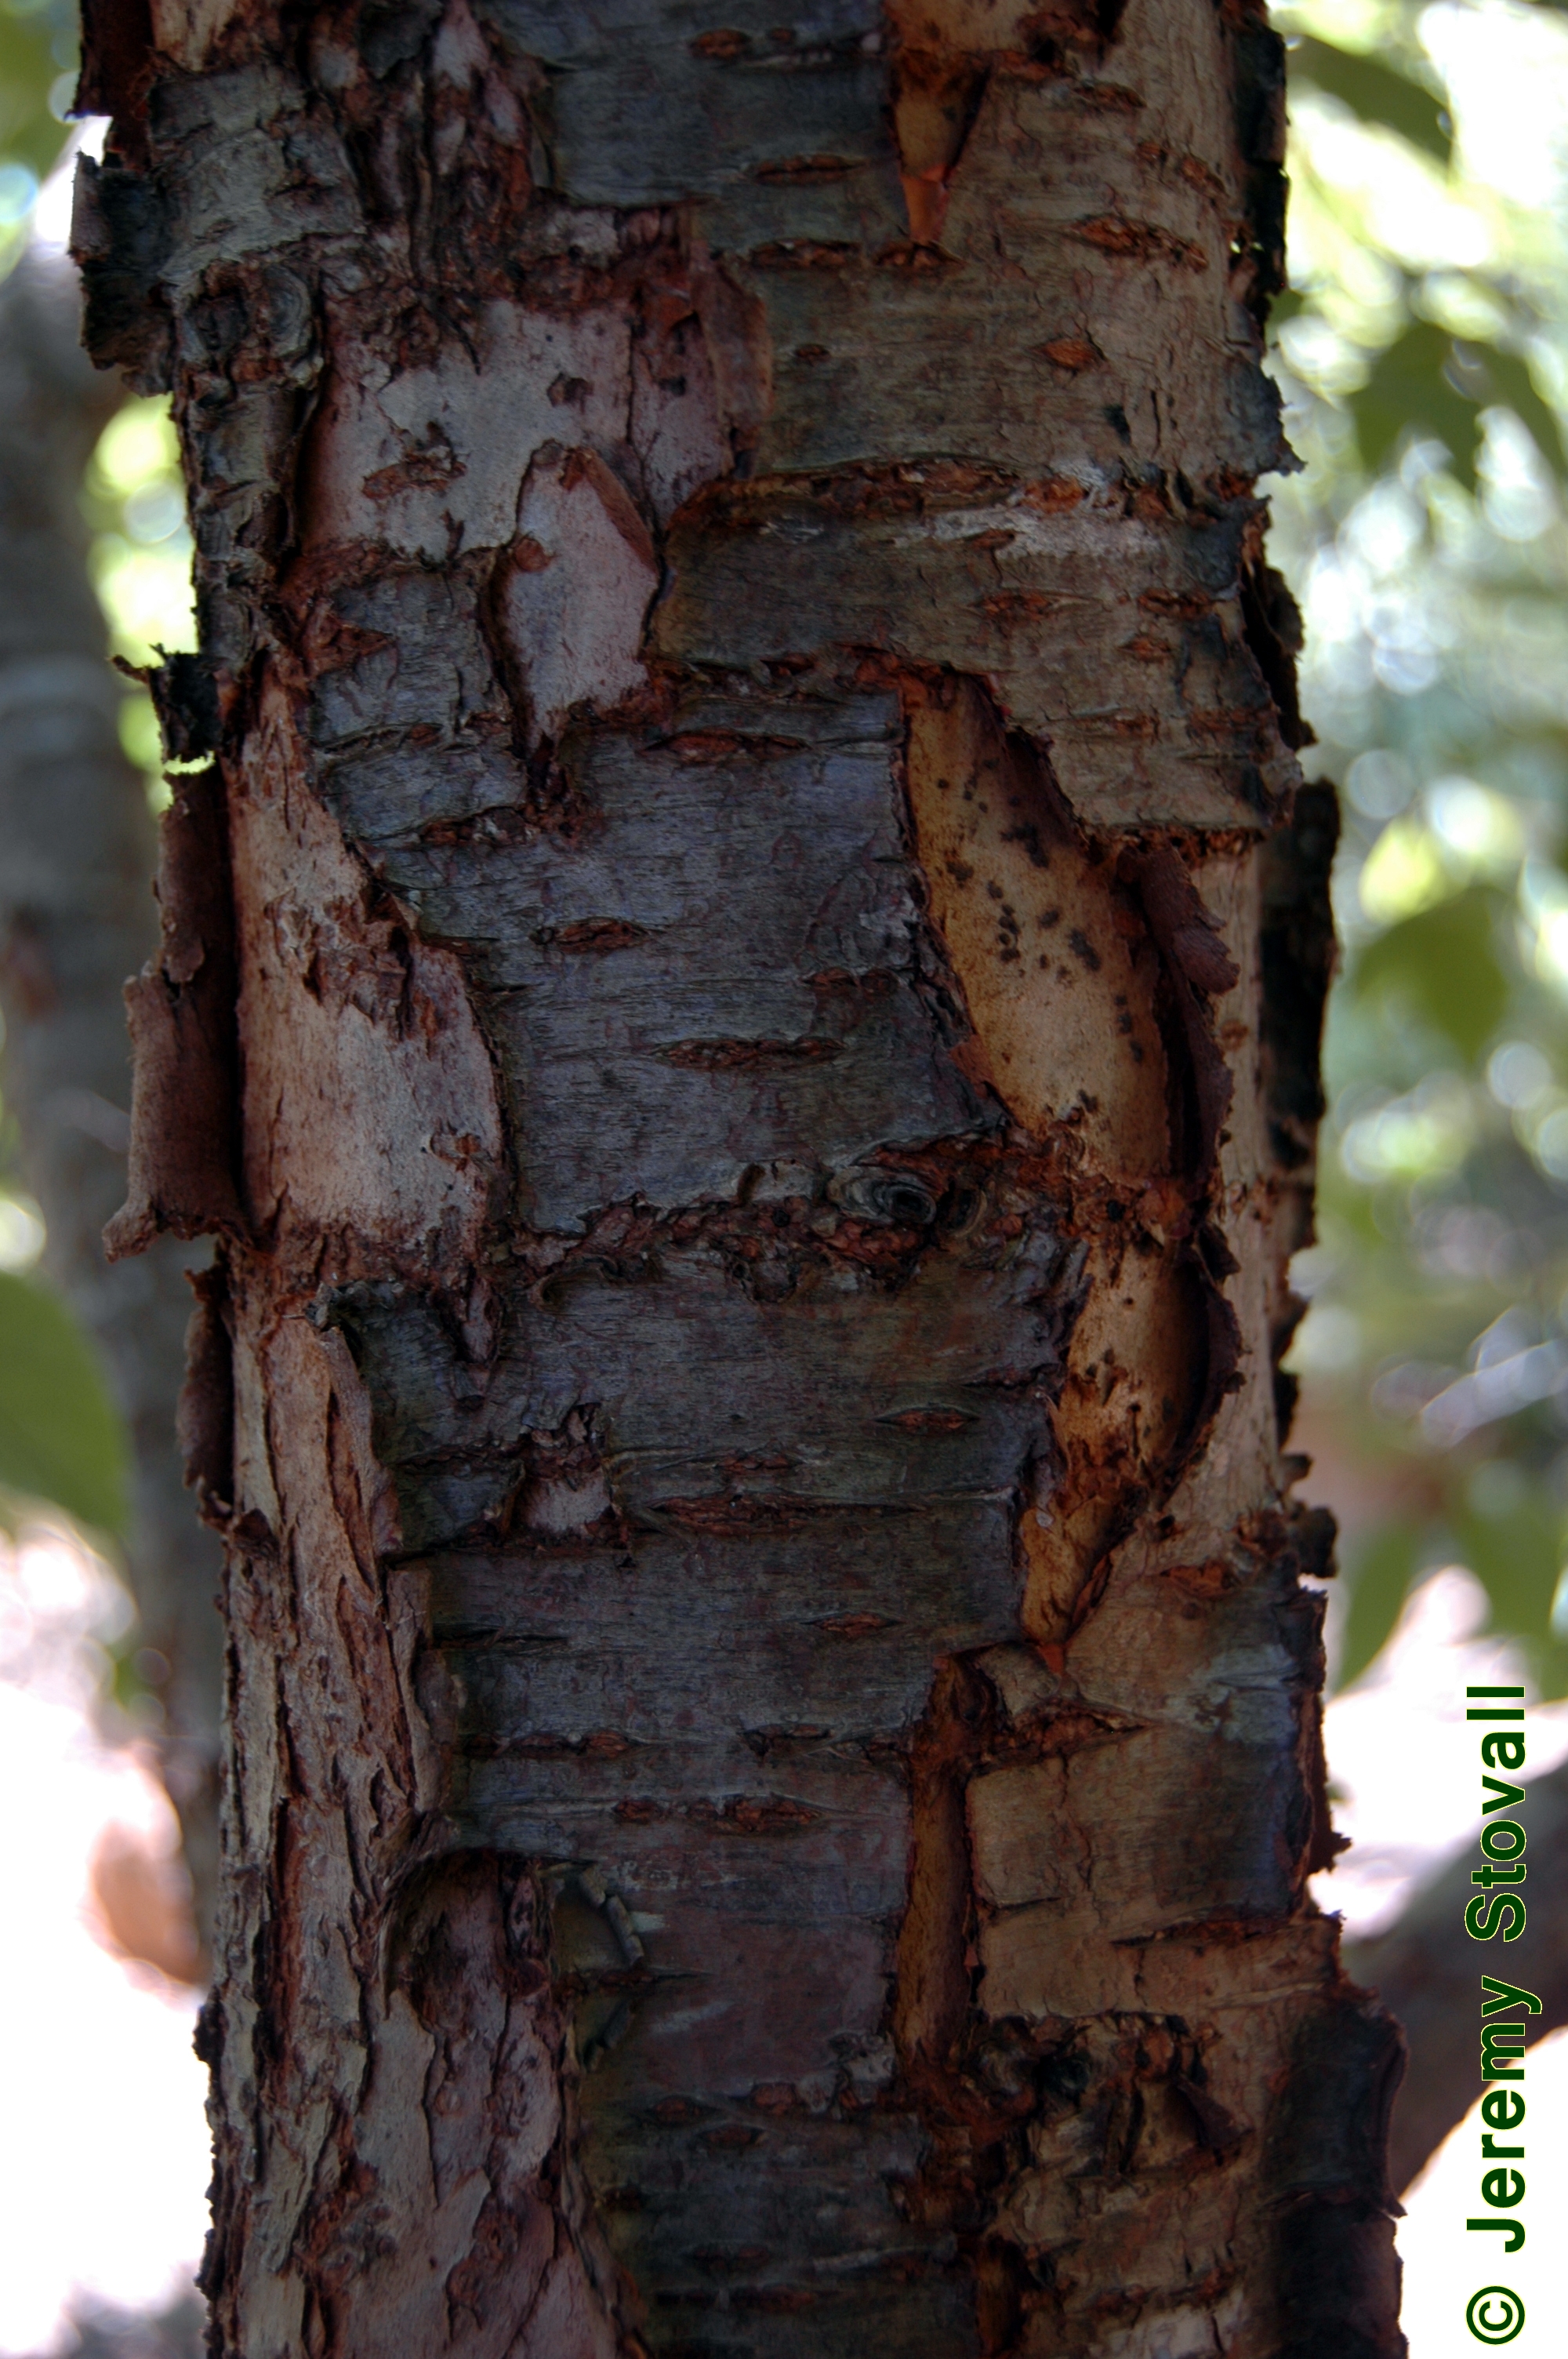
(83, 1), (1403, 2352)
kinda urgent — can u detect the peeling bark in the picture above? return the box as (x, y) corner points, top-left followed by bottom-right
(107, 765), (245, 1259)
(82, 2), (1401, 2353)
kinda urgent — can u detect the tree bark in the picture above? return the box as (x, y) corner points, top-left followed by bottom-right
(0, 242), (223, 1950)
(78, 2), (1404, 2353)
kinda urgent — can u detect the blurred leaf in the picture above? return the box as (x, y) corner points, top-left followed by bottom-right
(0, 1270), (128, 1536)
(1452, 1490), (1568, 1694)
(1349, 321), (1568, 485)
(1530, 1645), (1568, 1704)
(1291, 35), (1451, 163)
(1351, 321), (1484, 482)
(1273, 0), (1568, 1705)
(1470, 341), (1568, 474)
(0, 4), (71, 184)
(1349, 889), (1511, 1063)
(1337, 1519), (1422, 1691)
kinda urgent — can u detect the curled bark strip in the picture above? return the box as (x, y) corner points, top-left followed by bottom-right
(176, 1258), (234, 1519)
(104, 766), (245, 1260)
(1120, 838), (1239, 1185)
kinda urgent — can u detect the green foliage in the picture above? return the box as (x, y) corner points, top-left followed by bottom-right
(1291, 34), (1451, 162)
(83, 397), (199, 806)
(1275, 2), (1568, 1695)
(1344, 321), (1568, 488)
(0, 0), (71, 179)
(1350, 889), (1511, 1062)
(0, 19), (152, 1565)
(1471, 342), (1568, 478)
(1348, 321), (1482, 481)
(1337, 1520), (1423, 1690)
(0, 0), (74, 269)
(1451, 1484), (1568, 1692)
(0, 1270), (128, 1537)
(0, 14), (143, 1558)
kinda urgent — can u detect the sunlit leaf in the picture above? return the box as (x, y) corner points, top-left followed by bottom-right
(0, 1271), (128, 1536)
(1358, 813), (1453, 925)
(0, 2), (73, 181)
(1336, 1520), (1422, 1691)
(1453, 1490), (1568, 1696)
(1349, 889), (1512, 1063)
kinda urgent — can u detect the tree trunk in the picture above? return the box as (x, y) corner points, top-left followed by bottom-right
(0, 242), (223, 1951)
(78, 2), (1405, 2352)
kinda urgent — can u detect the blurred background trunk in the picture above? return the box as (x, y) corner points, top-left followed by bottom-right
(1346, 1749), (1568, 2193)
(0, 242), (220, 1962)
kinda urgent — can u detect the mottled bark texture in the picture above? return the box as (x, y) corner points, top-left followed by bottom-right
(79, 2), (1403, 2352)
(0, 244), (223, 1947)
